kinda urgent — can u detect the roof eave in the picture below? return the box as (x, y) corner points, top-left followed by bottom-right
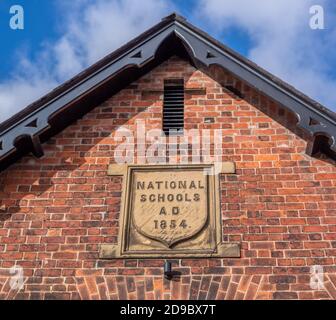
(1, 13), (336, 169)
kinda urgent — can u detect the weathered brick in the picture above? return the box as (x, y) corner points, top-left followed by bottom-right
(0, 56), (335, 301)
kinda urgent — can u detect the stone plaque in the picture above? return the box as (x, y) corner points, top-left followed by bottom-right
(132, 170), (208, 248)
(100, 164), (240, 259)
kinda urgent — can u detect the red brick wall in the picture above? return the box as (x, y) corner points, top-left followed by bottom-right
(1, 56), (336, 300)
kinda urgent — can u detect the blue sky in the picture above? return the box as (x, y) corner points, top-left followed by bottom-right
(0, 0), (334, 122)
(0, 1), (57, 75)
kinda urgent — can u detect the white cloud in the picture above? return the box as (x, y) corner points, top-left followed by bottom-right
(0, 0), (173, 123)
(0, 54), (58, 122)
(196, 0), (336, 111)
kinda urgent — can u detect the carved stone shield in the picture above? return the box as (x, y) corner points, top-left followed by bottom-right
(131, 169), (209, 248)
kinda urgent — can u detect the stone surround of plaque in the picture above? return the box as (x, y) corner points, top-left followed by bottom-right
(100, 164), (240, 259)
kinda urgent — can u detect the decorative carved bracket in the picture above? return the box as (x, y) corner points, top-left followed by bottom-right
(2, 16), (335, 166)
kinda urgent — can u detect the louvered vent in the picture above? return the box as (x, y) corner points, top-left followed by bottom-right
(163, 79), (184, 135)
